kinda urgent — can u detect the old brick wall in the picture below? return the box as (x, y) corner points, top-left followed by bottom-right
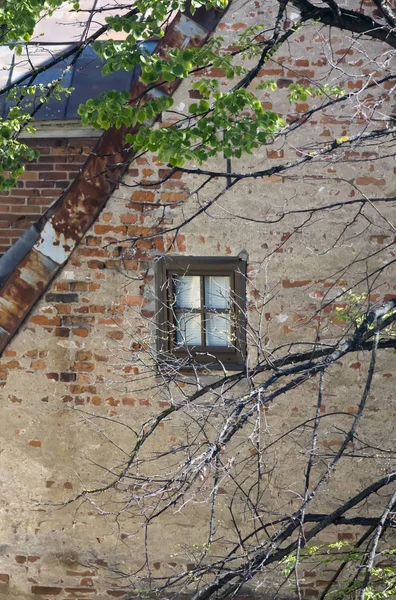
(0, 1), (394, 598)
(0, 138), (97, 255)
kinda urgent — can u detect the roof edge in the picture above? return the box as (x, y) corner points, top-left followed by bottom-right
(19, 120), (103, 139)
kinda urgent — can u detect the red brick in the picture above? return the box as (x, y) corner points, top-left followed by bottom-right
(72, 362), (95, 372)
(29, 440), (42, 448)
(154, 237), (165, 252)
(120, 213), (138, 224)
(30, 316), (61, 326)
(282, 279), (312, 288)
(5, 360), (21, 369)
(267, 149), (284, 159)
(176, 234), (186, 251)
(85, 236), (102, 246)
(76, 351), (92, 361)
(131, 191), (155, 202)
(55, 328), (70, 338)
(32, 586), (62, 595)
(69, 282), (88, 291)
(93, 225), (127, 235)
(37, 171), (67, 180)
(25, 181), (55, 188)
(123, 260), (138, 270)
(46, 373), (59, 381)
(123, 296), (147, 306)
(136, 239), (152, 250)
(122, 398), (135, 406)
(4, 349), (16, 357)
(87, 260), (106, 269)
(78, 247), (109, 258)
(258, 67), (284, 76)
(89, 305), (105, 313)
(73, 328), (89, 338)
(106, 331), (124, 340)
(335, 47), (354, 55)
(287, 69), (315, 78)
(355, 176), (386, 186)
(70, 385), (96, 394)
(31, 360), (46, 370)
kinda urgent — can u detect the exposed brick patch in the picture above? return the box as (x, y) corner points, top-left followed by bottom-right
(0, 138), (96, 255)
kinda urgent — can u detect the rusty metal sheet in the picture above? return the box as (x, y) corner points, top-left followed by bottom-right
(34, 178), (107, 264)
(165, 13), (209, 50)
(0, 249), (58, 345)
(0, 326), (10, 351)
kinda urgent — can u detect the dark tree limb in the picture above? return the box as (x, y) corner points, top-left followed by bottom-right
(290, 0), (396, 48)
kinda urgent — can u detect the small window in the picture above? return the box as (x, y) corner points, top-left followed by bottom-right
(155, 256), (247, 369)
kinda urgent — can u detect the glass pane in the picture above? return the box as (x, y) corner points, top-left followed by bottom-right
(205, 313), (231, 347)
(204, 276), (230, 309)
(175, 313), (202, 346)
(174, 276), (201, 309)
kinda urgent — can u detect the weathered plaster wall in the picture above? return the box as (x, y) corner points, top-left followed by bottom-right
(0, 0), (394, 598)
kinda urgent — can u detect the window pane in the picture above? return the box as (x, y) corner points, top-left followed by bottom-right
(174, 276), (201, 309)
(205, 313), (231, 347)
(175, 313), (202, 346)
(204, 276), (230, 309)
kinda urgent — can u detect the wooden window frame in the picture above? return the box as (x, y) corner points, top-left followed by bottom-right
(155, 255), (247, 369)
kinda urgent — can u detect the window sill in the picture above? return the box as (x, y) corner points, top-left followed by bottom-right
(156, 354), (246, 373)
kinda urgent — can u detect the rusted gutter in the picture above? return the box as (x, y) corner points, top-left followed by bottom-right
(0, 4), (229, 354)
